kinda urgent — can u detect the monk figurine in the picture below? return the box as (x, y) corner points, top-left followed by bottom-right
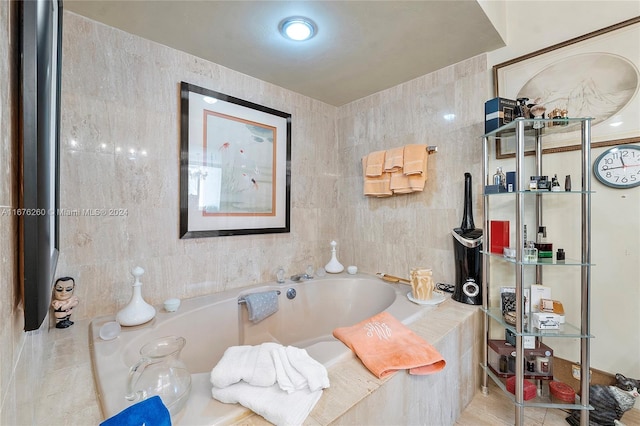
(51, 277), (79, 328)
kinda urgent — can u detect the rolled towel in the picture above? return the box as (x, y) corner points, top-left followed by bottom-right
(99, 395), (170, 426)
(244, 290), (279, 323)
(333, 311), (446, 378)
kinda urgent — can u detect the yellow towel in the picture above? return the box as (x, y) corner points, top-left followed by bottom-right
(333, 311), (446, 378)
(365, 150), (386, 177)
(403, 144), (428, 176)
(383, 146), (404, 172)
(362, 157), (392, 197)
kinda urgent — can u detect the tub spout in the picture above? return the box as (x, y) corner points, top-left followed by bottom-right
(290, 273), (313, 282)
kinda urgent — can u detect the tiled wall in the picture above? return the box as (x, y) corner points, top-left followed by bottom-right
(336, 56), (487, 284)
(1, 9), (487, 422)
(57, 11), (487, 321)
(57, 12), (338, 320)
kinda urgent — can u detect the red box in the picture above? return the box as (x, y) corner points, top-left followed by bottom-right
(506, 376), (537, 400)
(490, 220), (510, 254)
(549, 381), (576, 403)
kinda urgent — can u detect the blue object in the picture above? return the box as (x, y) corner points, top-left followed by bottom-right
(244, 291), (279, 323)
(100, 395), (171, 426)
(485, 97), (516, 133)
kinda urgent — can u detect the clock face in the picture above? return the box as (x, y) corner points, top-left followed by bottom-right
(593, 145), (640, 188)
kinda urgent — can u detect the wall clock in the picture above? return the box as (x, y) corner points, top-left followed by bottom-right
(592, 145), (640, 188)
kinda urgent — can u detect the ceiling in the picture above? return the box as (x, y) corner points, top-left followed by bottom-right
(64, 1), (505, 106)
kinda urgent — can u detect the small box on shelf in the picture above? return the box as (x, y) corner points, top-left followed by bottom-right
(506, 329), (535, 349)
(485, 97), (516, 134)
(490, 220), (510, 254)
(488, 339), (553, 379)
(506, 376), (537, 400)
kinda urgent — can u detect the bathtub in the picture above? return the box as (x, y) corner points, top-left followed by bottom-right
(89, 273), (430, 425)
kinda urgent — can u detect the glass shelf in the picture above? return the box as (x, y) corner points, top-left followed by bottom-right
(484, 308), (593, 339)
(481, 251), (593, 267)
(483, 190), (594, 197)
(483, 117), (591, 139)
(482, 365), (593, 411)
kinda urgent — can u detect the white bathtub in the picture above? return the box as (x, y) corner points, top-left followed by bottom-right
(89, 273), (429, 425)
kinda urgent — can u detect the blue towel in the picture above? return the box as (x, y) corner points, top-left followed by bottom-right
(244, 290), (279, 323)
(100, 395), (171, 426)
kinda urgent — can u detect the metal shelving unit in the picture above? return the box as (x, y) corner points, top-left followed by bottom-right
(480, 118), (592, 426)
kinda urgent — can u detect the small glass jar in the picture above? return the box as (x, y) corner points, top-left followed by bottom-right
(524, 244), (538, 263)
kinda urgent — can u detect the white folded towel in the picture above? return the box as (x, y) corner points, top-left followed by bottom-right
(285, 346), (330, 392)
(210, 343), (330, 425)
(212, 382), (323, 426)
(210, 342), (280, 388)
(272, 346), (307, 393)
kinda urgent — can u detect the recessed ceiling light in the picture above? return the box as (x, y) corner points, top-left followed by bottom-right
(279, 17), (317, 41)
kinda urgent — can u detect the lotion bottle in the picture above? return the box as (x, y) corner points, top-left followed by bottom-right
(116, 266), (156, 326)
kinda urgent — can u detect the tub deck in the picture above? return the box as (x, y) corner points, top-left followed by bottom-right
(89, 275), (482, 425)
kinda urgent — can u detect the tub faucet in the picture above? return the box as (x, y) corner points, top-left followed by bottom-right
(291, 265), (315, 282)
(290, 273), (313, 282)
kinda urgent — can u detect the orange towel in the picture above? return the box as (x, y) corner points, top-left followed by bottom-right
(365, 151), (386, 177)
(389, 169), (413, 194)
(362, 157), (392, 197)
(408, 149), (428, 191)
(403, 144), (428, 176)
(383, 146), (404, 172)
(332, 311), (446, 378)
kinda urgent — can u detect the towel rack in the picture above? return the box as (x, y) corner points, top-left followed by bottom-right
(427, 146), (438, 153)
(237, 290), (281, 305)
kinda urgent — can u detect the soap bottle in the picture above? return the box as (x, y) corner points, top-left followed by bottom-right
(551, 174), (561, 192)
(116, 266), (156, 326)
(493, 167), (506, 189)
(324, 240), (344, 274)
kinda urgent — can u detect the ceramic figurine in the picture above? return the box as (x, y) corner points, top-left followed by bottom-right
(51, 277), (79, 328)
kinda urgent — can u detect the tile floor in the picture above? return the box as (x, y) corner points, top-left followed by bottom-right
(456, 380), (640, 425)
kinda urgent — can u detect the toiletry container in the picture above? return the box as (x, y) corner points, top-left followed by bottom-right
(325, 240), (344, 273)
(116, 266), (156, 326)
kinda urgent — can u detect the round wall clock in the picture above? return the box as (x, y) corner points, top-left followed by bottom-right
(593, 145), (640, 188)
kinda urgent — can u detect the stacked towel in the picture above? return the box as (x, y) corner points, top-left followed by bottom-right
(365, 150), (386, 177)
(363, 144), (429, 197)
(243, 290), (279, 323)
(362, 156), (392, 197)
(100, 395), (171, 426)
(388, 144), (428, 193)
(332, 311), (446, 378)
(383, 146), (404, 172)
(211, 343), (330, 426)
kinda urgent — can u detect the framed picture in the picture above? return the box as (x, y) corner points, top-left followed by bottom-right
(180, 82), (291, 238)
(494, 17), (640, 158)
(19, 0), (62, 331)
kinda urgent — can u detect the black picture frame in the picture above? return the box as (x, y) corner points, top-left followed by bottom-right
(180, 82), (291, 238)
(18, 0), (62, 331)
